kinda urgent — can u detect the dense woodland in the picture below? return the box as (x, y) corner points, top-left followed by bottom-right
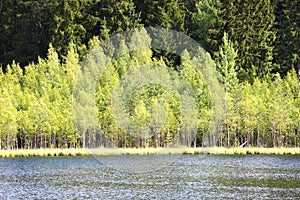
(0, 0), (300, 149)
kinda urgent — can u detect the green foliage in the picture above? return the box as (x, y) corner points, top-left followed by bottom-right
(0, 0), (58, 67)
(191, 0), (222, 55)
(136, 0), (186, 32)
(0, 0), (300, 149)
(216, 32), (238, 93)
(273, 0), (300, 76)
(0, 66), (18, 149)
(221, 0), (276, 80)
(0, 0), (297, 80)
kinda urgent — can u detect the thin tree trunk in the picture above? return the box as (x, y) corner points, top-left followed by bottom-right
(40, 133), (43, 149)
(295, 128), (297, 147)
(227, 124), (230, 147)
(272, 126), (276, 147)
(7, 132), (11, 150)
(257, 127), (260, 147)
(297, 59), (300, 84)
(89, 130), (93, 148)
(124, 132), (127, 148)
(34, 134), (36, 148)
(44, 134), (47, 148)
(251, 127), (254, 146)
(279, 128), (283, 147)
(50, 133), (52, 148)
(220, 130), (223, 147)
(234, 126), (237, 146)
(156, 132), (159, 148)
(82, 130), (86, 148)
(65, 132), (68, 148)
(187, 131), (191, 148)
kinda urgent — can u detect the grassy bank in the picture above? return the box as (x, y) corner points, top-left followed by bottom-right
(0, 148), (90, 158)
(1, 147), (300, 158)
(187, 147), (300, 155)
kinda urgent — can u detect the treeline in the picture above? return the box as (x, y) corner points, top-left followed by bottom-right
(1, 0), (299, 79)
(0, 29), (299, 149)
(0, 45), (80, 149)
(0, 0), (300, 149)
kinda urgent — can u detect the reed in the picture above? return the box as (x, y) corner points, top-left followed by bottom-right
(182, 147), (300, 155)
(0, 147), (300, 158)
(0, 148), (89, 158)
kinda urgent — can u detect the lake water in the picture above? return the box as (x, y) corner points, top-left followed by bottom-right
(0, 155), (299, 199)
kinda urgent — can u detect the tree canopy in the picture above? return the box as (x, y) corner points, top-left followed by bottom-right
(0, 0), (299, 149)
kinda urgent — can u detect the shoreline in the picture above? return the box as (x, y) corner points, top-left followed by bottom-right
(0, 147), (300, 158)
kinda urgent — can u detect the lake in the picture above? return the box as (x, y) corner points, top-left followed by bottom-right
(0, 155), (299, 199)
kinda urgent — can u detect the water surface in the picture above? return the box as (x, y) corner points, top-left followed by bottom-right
(0, 155), (299, 199)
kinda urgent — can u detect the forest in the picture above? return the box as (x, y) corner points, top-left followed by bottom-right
(0, 0), (300, 149)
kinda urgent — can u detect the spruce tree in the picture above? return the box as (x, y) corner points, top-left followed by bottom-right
(273, 0), (300, 78)
(191, 0), (222, 56)
(222, 0), (276, 80)
(216, 32), (238, 93)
